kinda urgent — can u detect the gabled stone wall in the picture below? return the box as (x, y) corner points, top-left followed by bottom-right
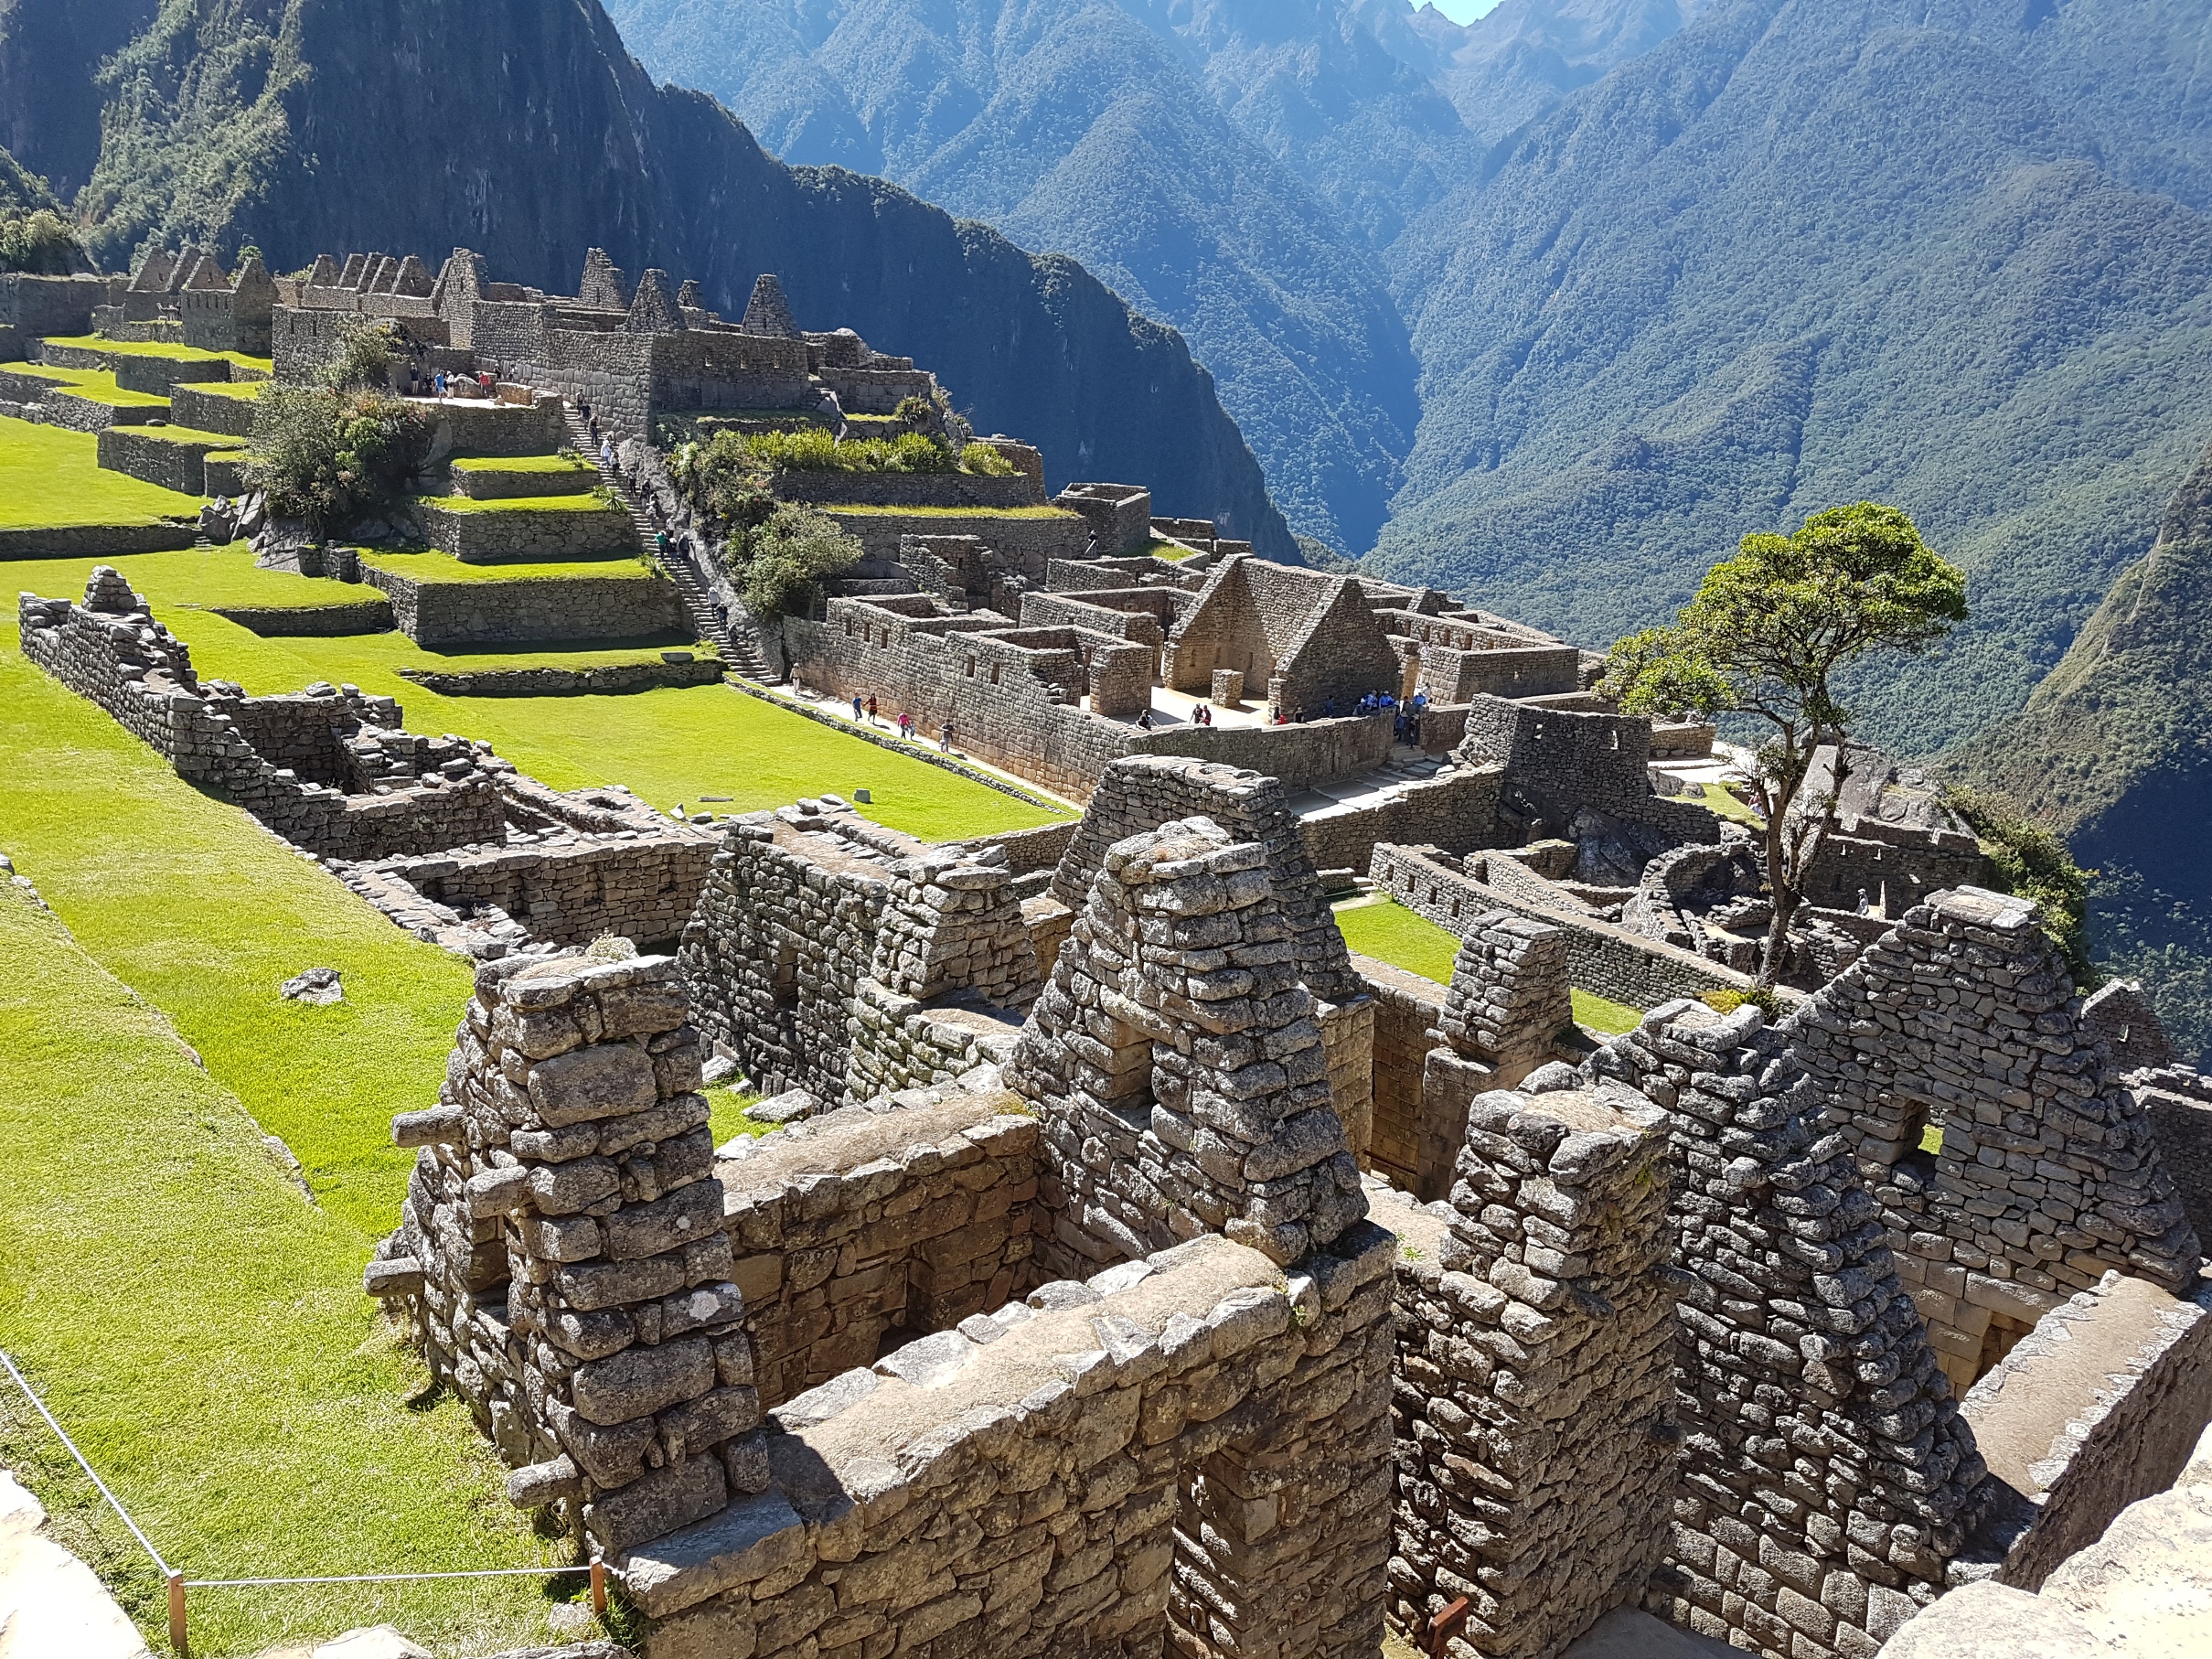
(1011, 817), (1368, 1276)
(1589, 998), (1990, 1656)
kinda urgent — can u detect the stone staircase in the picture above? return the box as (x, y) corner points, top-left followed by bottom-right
(561, 405), (770, 680)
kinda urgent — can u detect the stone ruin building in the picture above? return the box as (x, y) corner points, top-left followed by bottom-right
(18, 571), (716, 956)
(340, 744), (2212, 1659)
(14, 238), (2212, 1659)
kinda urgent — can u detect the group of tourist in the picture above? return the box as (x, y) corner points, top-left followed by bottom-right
(850, 692), (955, 754)
(1266, 687), (1427, 742)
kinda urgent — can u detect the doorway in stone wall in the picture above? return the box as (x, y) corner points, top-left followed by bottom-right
(1976, 1311), (2036, 1378)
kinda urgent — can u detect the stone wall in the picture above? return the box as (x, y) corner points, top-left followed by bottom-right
(1299, 762), (1507, 878)
(369, 951), (768, 1557)
(397, 658), (725, 697)
(715, 1093), (1040, 1406)
(770, 470), (1042, 510)
(0, 523), (198, 561)
(622, 1225), (1398, 1659)
(1590, 999), (1991, 1656)
(824, 508), (1091, 568)
(2134, 1066), (2212, 1247)
(1801, 817), (1989, 916)
(785, 603), (1138, 800)
(168, 383), (260, 437)
(1352, 956), (1446, 1192)
(1163, 556), (1400, 714)
(1458, 694), (1718, 851)
(1134, 712), (1395, 792)
(417, 500), (639, 564)
(369, 833), (718, 950)
(1011, 817), (1370, 1278)
(96, 426), (237, 495)
(364, 566), (686, 647)
(679, 802), (1042, 1107)
(1957, 1269), (2212, 1591)
(1370, 843), (1754, 1010)
(19, 574), (510, 862)
(1391, 1079), (1678, 1659)
(1796, 888), (2202, 1392)
(0, 273), (112, 336)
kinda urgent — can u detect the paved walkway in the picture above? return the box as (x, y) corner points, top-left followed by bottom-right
(0, 1471), (148, 1659)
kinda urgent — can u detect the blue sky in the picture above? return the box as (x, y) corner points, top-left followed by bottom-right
(1427, 0), (1504, 19)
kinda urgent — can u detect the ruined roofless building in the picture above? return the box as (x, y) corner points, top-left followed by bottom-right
(366, 744), (2211, 1659)
(265, 247), (939, 438)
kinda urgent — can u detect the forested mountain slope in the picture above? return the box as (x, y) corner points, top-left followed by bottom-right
(0, 0), (1292, 552)
(604, 0), (1427, 556)
(1960, 441), (2212, 1065)
(1373, 0), (2212, 757)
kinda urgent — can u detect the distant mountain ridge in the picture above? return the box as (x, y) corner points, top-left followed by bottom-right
(0, 0), (1293, 555)
(603, 0), (1693, 555)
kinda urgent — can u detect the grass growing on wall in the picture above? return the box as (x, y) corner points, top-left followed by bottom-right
(6, 363), (174, 408)
(0, 884), (581, 1657)
(41, 333), (272, 373)
(0, 415), (202, 528)
(1332, 895), (1645, 1035)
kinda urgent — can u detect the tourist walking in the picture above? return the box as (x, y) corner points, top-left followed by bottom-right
(899, 712), (913, 742)
(865, 694), (879, 724)
(940, 722), (955, 753)
(851, 693), (864, 722)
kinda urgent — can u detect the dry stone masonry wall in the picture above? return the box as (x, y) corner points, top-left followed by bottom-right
(372, 952), (769, 1557)
(1392, 1080), (1678, 1659)
(1010, 817), (1369, 1276)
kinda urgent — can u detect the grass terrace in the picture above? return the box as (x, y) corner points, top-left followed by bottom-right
(1333, 894), (1642, 1036)
(43, 333), (273, 374)
(116, 423), (246, 451)
(0, 414), (202, 530)
(184, 378), (267, 402)
(360, 547), (654, 583)
(8, 545), (1063, 840)
(447, 455), (592, 476)
(824, 503), (1078, 519)
(7, 362), (173, 408)
(0, 668), (582, 1657)
(415, 492), (617, 515)
(1145, 539), (1198, 562)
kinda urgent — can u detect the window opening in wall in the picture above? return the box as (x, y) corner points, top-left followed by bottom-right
(1976, 1311), (2036, 1380)
(966, 658), (977, 677)
(1893, 1097), (1941, 1183)
(772, 941), (799, 1011)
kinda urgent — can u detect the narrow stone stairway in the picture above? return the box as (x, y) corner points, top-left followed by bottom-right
(561, 404), (770, 679)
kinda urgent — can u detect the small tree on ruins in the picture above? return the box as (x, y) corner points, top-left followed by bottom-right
(245, 319), (431, 537)
(1601, 502), (1968, 986)
(732, 503), (862, 620)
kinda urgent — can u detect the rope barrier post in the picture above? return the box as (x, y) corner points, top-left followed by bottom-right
(590, 1557), (607, 1618)
(167, 1569), (187, 1657)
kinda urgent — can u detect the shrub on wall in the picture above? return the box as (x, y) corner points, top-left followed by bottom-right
(245, 384), (433, 538)
(730, 504), (862, 620)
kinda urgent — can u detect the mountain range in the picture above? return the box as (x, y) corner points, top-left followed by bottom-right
(0, 0), (1293, 556)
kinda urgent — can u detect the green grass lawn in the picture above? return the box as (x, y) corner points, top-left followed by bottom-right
(9, 548), (1063, 839)
(0, 887), (581, 1657)
(0, 415), (202, 528)
(1698, 780), (1765, 828)
(7, 363), (175, 410)
(362, 547), (653, 583)
(824, 504), (1078, 520)
(450, 455), (591, 476)
(42, 334), (272, 374)
(416, 493), (618, 515)
(183, 379), (266, 402)
(1333, 896), (1644, 1035)
(114, 424), (246, 451)
(1145, 539), (1198, 562)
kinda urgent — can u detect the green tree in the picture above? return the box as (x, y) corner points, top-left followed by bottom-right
(318, 316), (397, 392)
(1602, 502), (1968, 985)
(733, 505), (861, 620)
(0, 209), (86, 274)
(245, 384), (433, 539)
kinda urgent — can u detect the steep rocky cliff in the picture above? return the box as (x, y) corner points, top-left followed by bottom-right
(7, 0), (1292, 553)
